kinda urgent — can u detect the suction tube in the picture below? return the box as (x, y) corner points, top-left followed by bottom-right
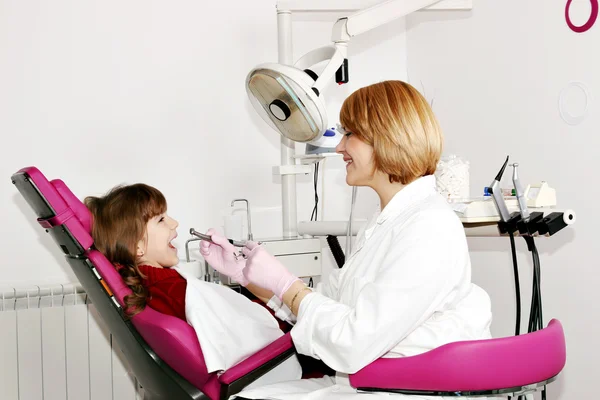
(346, 186), (358, 256)
(326, 235), (345, 268)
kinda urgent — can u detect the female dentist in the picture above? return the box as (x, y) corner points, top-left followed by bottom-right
(201, 80), (493, 399)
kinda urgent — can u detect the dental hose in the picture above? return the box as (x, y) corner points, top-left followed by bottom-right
(325, 187), (358, 270)
(516, 235), (545, 400)
(346, 186), (358, 257)
(326, 235), (345, 268)
(508, 232), (522, 336)
(521, 235), (543, 333)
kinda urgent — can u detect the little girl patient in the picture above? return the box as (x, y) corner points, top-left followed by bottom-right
(84, 183), (287, 326)
(83, 183), (320, 381)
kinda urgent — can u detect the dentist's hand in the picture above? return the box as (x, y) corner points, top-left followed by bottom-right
(200, 229), (249, 286)
(241, 242), (300, 299)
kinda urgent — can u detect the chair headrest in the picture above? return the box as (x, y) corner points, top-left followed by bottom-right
(51, 181), (132, 306)
(51, 179), (93, 233)
(18, 168), (127, 302)
(17, 167), (94, 251)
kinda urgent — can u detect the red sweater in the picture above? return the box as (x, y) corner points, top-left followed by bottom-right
(138, 265), (187, 321)
(137, 265), (291, 332)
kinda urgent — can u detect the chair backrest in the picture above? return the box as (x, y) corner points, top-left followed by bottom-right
(12, 167), (217, 399)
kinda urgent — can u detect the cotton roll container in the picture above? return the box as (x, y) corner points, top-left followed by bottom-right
(177, 258), (204, 279)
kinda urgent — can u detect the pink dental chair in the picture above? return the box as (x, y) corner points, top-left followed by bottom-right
(12, 166), (295, 400)
(12, 166), (566, 399)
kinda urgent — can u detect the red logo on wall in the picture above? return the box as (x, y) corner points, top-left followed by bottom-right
(565, 0), (598, 33)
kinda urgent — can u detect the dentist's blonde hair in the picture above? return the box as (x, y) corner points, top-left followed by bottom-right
(339, 80), (443, 185)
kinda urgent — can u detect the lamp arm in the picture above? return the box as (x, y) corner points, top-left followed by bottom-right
(311, 0), (441, 94)
(333, 0), (442, 40)
(294, 46), (337, 71)
(312, 43), (347, 93)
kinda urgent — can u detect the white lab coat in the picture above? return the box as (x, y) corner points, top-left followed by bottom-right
(235, 176), (494, 400)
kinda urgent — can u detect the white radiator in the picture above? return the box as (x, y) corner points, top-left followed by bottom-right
(0, 284), (143, 400)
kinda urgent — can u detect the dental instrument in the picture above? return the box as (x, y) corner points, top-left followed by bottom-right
(511, 163), (530, 222)
(488, 156), (511, 223)
(190, 228), (265, 263)
(189, 228), (248, 248)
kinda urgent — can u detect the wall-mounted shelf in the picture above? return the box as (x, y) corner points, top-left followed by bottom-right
(298, 206), (576, 238)
(293, 152), (341, 165)
(277, 0), (473, 13)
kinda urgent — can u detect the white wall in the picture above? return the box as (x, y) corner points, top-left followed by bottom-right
(2, 0), (590, 397)
(406, 2), (598, 399)
(0, 1), (407, 287)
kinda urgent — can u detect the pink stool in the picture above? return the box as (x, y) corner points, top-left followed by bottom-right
(350, 319), (565, 397)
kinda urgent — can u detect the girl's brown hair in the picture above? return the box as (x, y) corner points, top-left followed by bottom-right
(84, 184), (167, 317)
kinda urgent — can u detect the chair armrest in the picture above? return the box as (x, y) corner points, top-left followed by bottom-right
(218, 333), (294, 385)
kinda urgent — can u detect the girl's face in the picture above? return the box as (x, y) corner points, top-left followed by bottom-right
(336, 128), (376, 187)
(137, 212), (179, 268)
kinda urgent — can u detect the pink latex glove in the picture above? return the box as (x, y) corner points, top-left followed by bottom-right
(199, 228), (249, 286)
(241, 241), (300, 299)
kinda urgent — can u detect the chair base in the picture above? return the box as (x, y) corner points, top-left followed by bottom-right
(357, 375), (557, 397)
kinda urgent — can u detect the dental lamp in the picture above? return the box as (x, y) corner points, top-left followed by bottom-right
(246, 0), (447, 237)
(247, 0), (444, 143)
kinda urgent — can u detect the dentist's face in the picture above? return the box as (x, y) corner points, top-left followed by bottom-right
(336, 129), (376, 187)
(137, 212), (179, 268)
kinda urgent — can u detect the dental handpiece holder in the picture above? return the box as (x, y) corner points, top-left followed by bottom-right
(489, 156), (512, 224)
(511, 163), (530, 222)
(487, 157), (575, 237)
(489, 156), (525, 234)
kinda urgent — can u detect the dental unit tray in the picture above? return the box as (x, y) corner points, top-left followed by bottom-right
(452, 198), (543, 223)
